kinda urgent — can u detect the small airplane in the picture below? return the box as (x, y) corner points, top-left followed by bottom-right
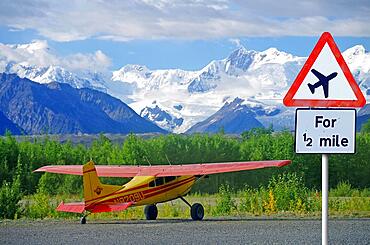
(308, 68), (338, 98)
(34, 159), (291, 224)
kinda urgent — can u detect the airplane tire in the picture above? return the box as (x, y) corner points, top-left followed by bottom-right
(80, 216), (86, 224)
(144, 205), (158, 220)
(191, 203), (204, 221)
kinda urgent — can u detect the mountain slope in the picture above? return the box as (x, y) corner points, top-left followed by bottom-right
(186, 98), (266, 134)
(140, 101), (184, 131)
(357, 103), (370, 131)
(0, 110), (22, 135)
(0, 73), (165, 135)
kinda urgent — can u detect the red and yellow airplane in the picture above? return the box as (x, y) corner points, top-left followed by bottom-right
(35, 160), (291, 224)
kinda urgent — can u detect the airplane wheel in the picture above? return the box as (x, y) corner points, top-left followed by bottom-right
(80, 216), (86, 224)
(191, 203), (204, 221)
(144, 205), (158, 220)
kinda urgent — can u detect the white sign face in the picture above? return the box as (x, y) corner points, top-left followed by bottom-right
(295, 109), (356, 153)
(293, 44), (357, 100)
(292, 44), (357, 101)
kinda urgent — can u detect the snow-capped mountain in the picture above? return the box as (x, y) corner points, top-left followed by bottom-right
(3, 63), (107, 92)
(109, 46), (308, 132)
(0, 73), (165, 135)
(112, 45), (369, 132)
(1, 40), (369, 133)
(186, 97), (281, 134)
(140, 101), (184, 132)
(0, 41), (108, 92)
(343, 45), (370, 94)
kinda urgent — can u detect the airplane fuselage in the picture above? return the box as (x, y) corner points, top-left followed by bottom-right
(85, 175), (196, 211)
(308, 69), (338, 98)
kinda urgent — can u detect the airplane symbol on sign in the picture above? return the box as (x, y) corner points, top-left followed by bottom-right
(308, 69), (338, 98)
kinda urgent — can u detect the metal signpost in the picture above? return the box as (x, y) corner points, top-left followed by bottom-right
(283, 32), (366, 245)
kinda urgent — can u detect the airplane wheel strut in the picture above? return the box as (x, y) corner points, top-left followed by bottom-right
(80, 216), (86, 224)
(144, 204), (158, 220)
(190, 203), (204, 221)
(179, 196), (204, 221)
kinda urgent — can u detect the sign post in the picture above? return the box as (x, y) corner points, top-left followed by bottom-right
(322, 153), (328, 245)
(283, 32), (366, 245)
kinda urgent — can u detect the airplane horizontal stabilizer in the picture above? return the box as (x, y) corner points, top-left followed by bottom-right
(56, 202), (85, 213)
(89, 202), (134, 213)
(308, 83), (316, 94)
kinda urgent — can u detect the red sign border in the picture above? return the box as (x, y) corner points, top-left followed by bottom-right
(283, 32), (366, 108)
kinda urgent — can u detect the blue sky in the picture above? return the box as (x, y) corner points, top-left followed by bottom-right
(0, 0), (369, 71)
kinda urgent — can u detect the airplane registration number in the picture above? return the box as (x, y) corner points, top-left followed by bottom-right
(114, 192), (145, 203)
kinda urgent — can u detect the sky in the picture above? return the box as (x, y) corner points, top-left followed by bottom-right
(0, 0), (369, 71)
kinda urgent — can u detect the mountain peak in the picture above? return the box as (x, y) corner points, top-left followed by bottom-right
(263, 47), (279, 54)
(112, 64), (151, 83)
(223, 46), (256, 72)
(227, 46), (255, 60)
(344, 45), (366, 56)
(261, 47), (291, 57)
(121, 64), (149, 73)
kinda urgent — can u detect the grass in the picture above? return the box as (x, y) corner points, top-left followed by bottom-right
(17, 193), (370, 221)
(16, 174), (370, 221)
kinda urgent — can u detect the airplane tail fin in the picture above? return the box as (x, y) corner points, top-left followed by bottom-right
(83, 161), (121, 206)
(307, 83), (316, 94)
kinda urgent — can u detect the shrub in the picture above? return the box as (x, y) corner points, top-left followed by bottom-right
(267, 173), (309, 212)
(214, 184), (236, 215)
(330, 181), (353, 197)
(37, 173), (64, 195)
(0, 180), (22, 219)
(263, 190), (277, 214)
(24, 190), (55, 219)
(240, 186), (268, 215)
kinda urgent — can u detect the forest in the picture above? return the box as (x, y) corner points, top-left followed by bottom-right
(0, 123), (369, 219)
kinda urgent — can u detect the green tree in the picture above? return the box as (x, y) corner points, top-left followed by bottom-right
(360, 119), (370, 133)
(0, 163), (23, 219)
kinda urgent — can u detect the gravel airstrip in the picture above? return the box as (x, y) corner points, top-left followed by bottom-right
(1, 218), (369, 244)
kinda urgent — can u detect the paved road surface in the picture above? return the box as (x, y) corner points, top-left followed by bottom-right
(1, 218), (369, 244)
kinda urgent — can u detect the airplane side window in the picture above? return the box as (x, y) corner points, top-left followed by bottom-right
(164, 176), (176, 183)
(155, 177), (164, 186)
(149, 180), (155, 187)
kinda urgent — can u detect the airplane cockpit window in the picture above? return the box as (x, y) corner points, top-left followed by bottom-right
(149, 177), (171, 187)
(164, 176), (176, 183)
(149, 180), (155, 187)
(155, 177), (164, 186)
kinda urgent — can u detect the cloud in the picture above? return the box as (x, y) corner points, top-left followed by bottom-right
(63, 50), (112, 72)
(0, 0), (369, 42)
(0, 40), (111, 72)
(229, 38), (242, 48)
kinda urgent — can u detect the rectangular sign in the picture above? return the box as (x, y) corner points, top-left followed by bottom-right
(295, 109), (356, 153)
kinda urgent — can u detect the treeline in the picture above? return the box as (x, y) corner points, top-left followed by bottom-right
(0, 128), (369, 198)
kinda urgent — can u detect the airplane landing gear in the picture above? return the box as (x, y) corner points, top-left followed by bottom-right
(80, 211), (90, 224)
(190, 203), (204, 221)
(144, 204), (158, 220)
(80, 216), (86, 224)
(179, 196), (204, 221)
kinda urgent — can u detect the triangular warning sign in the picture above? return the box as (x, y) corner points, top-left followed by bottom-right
(283, 32), (366, 107)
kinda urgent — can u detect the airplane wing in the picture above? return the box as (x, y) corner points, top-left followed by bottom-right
(311, 68), (327, 81)
(34, 160), (291, 177)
